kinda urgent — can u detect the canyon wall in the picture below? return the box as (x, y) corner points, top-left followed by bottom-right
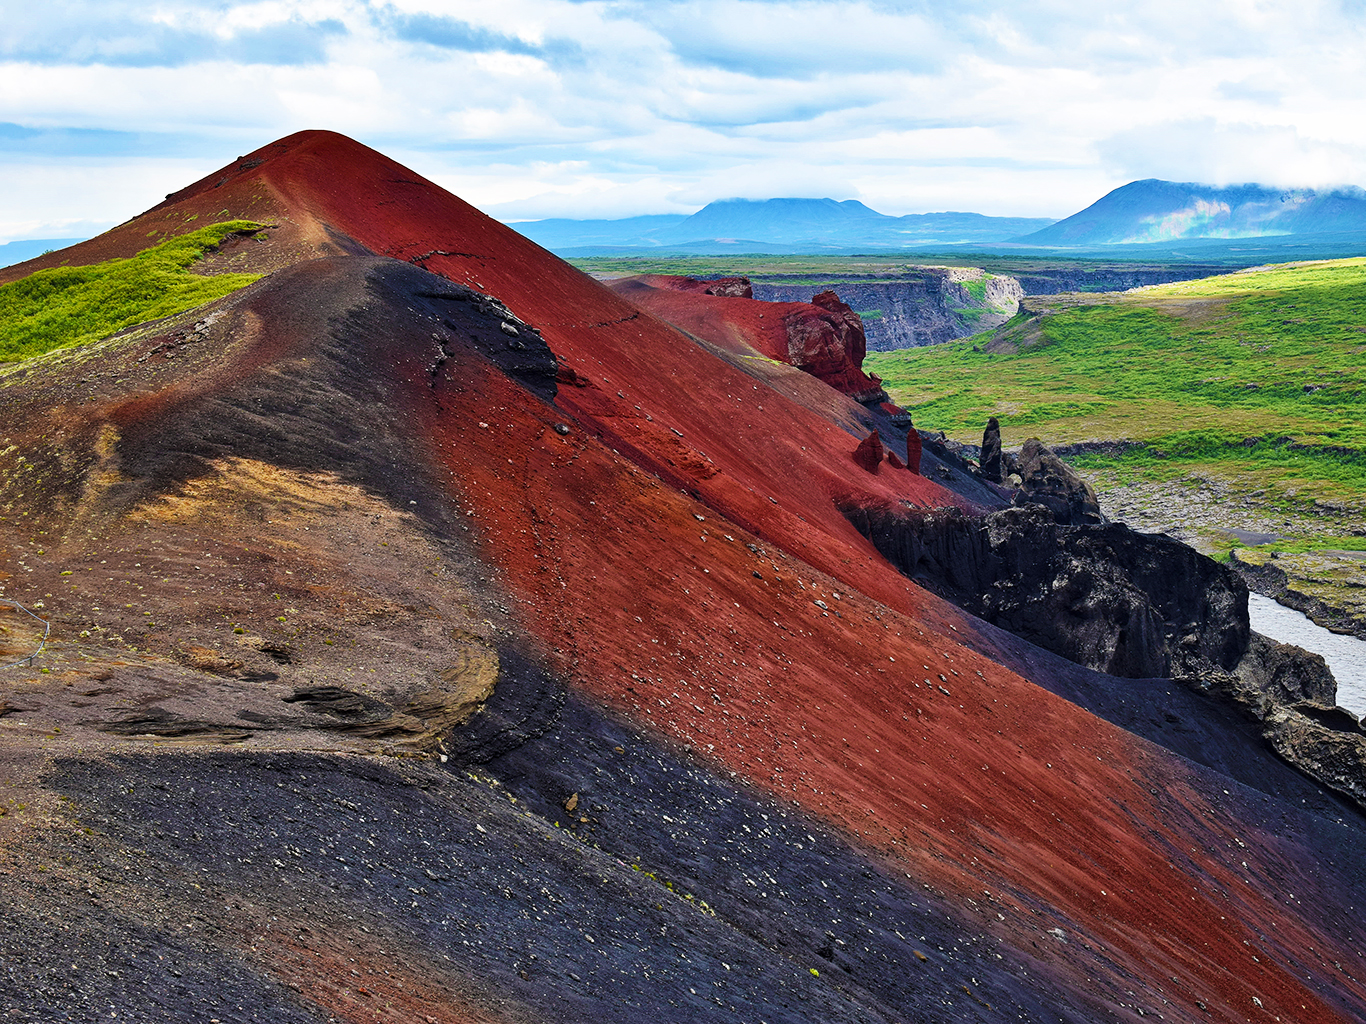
(1012, 264), (1234, 294)
(753, 269), (1021, 350)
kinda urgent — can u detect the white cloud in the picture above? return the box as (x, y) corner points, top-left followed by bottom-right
(5, 0), (1366, 239)
(0, 157), (219, 241)
(1098, 120), (1366, 188)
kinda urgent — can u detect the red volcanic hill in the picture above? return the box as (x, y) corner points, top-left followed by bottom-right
(1, 131), (1365, 1024)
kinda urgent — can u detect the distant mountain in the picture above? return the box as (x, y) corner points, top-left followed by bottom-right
(674, 197), (888, 243)
(512, 197), (1055, 254)
(1015, 180), (1366, 245)
(0, 237), (86, 269)
(507, 214), (689, 251)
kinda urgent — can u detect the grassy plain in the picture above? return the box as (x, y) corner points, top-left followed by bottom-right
(568, 253), (1229, 283)
(0, 221), (263, 362)
(867, 258), (1366, 506)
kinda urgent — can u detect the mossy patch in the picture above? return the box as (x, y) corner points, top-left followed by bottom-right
(0, 221), (264, 362)
(961, 277), (988, 302)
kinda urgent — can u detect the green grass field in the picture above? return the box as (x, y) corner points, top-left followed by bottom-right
(0, 221), (264, 362)
(567, 253), (1231, 284)
(867, 258), (1366, 502)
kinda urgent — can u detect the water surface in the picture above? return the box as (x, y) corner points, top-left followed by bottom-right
(1248, 593), (1366, 717)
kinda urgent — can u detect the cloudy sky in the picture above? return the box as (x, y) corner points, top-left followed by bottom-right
(3, 0), (1366, 242)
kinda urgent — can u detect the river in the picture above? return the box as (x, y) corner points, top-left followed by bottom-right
(1247, 593), (1366, 717)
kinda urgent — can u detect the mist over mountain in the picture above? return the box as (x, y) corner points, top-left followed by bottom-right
(514, 197), (1055, 253)
(1016, 179), (1366, 245)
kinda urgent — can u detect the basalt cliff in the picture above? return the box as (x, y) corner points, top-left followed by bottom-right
(752, 270), (1022, 351)
(1, 132), (1365, 1024)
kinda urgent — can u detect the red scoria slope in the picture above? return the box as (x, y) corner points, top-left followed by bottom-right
(2, 131), (1365, 1023)
(609, 274), (887, 401)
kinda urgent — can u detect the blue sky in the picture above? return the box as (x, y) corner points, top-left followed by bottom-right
(3, 0), (1366, 242)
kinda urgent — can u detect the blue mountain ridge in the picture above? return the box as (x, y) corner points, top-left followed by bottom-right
(1016, 179), (1366, 245)
(511, 197), (1054, 252)
(12, 181), (1366, 265)
(510, 184), (1366, 256)
(0, 237), (86, 269)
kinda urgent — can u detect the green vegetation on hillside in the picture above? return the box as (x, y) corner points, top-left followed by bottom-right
(961, 276), (990, 302)
(0, 221), (264, 362)
(867, 258), (1366, 498)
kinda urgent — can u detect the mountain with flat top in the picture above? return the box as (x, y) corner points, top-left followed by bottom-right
(515, 196), (1054, 252)
(2, 131), (1366, 1024)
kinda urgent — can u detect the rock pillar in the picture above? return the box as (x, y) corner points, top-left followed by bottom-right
(906, 426), (922, 475)
(981, 417), (1003, 481)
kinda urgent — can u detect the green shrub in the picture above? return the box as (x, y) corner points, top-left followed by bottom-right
(0, 221), (264, 362)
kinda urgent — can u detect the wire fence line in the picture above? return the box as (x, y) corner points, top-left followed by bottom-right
(0, 597), (51, 669)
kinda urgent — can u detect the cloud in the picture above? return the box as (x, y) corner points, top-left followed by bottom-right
(0, 3), (348, 68)
(1216, 79), (1282, 105)
(622, 1), (948, 79)
(1097, 119), (1366, 189)
(6, 0), (1366, 239)
(377, 10), (543, 55)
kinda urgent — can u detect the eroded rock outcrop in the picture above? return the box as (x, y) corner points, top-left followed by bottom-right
(639, 274), (754, 299)
(847, 496), (1366, 813)
(965, 426), (1103, 524)
(1009, 438), (1104, 525)
(905, 428), (922, 475)
(703, 276), (753, 299)
(1233, 632), (1338, 708)
(852, 431), (886, 473)
(1261, 707), (1366, 810)
(844, 503), (1248, 679)
(606, 276), (887, 403)
(783, 291), (886, 402)
(879, 402), (912, 427)
(1191, 634), (1366, 813)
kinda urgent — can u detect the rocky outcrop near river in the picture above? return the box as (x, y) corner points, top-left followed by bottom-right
(843, 502), (1249, 679)
(845, 496), (1366, 814)
(1230, 551), (1366, 641)
(870, 430), (1366, 817)
(1190, 634), (1366, 814)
